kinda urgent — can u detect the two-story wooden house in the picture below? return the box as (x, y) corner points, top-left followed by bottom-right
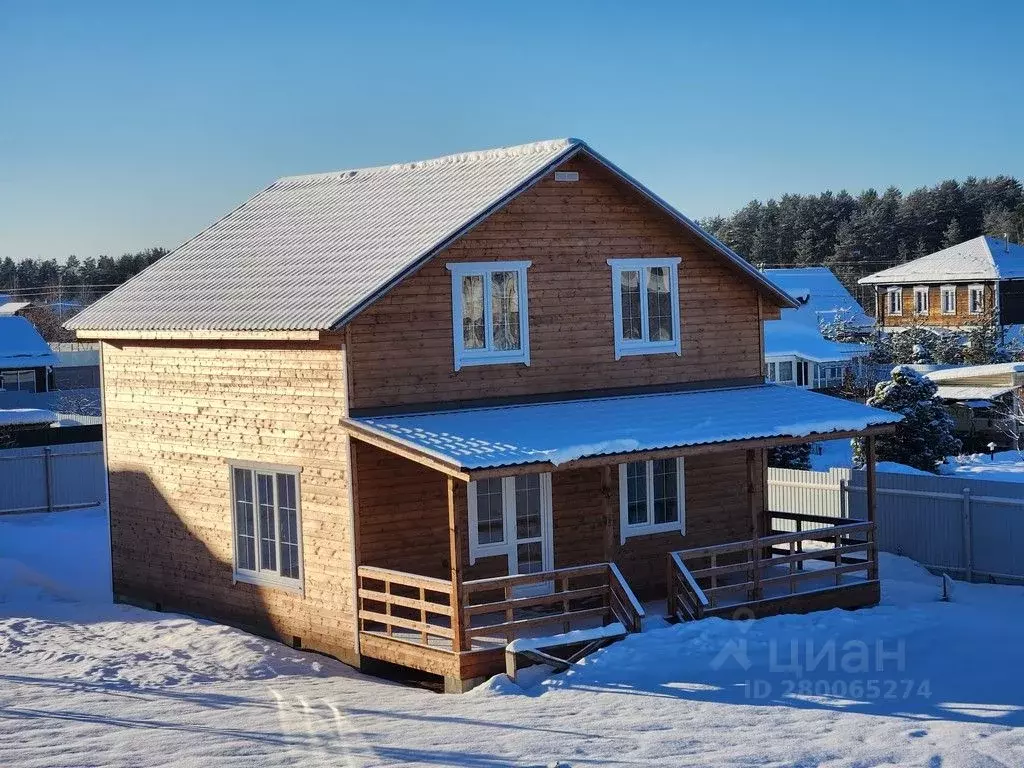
(68, 139), (900, 691)
(859, 236), (1024, 331)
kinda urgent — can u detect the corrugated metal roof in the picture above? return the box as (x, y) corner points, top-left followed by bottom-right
(68, 138), (795, 333)
(859, 236), (1024, 285)
(925, 362), (1024, 382)
(934, 385), (1015, 402)
(349, 384), (902, 470)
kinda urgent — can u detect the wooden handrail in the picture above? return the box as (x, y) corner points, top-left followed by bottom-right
(676, 521), (873, 560)
(356, 566), (455, 648)
(357, 565), (453, 592)
(609, 562), (645, 633)
(463, 563), (608, 593)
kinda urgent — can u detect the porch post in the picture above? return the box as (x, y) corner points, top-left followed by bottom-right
(747, 449), (761, 600)
(447, 476), (468, 652)
(865, 435), (879, 581)
(601, 465), (616, 562)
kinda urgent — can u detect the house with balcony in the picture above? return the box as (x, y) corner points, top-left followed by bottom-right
(68, 139), (899, 691)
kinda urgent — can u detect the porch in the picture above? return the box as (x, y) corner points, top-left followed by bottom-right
(342, 384), (898, 690)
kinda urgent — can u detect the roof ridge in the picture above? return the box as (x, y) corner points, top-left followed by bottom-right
(276, 138), (579, 185)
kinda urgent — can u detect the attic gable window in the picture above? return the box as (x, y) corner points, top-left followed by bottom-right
(886, 287), (903, 316)
(608, 258), (682, 359)
(447, 262), (531, 370)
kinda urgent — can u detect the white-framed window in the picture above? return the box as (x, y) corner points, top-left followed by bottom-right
(619, 458), (685, 542)
(767, 361), (777, 382)
(467, 473), (553, 571)
(608, 258), (682, 359)
(0, 370), (37, 392)
(777, 360), (794, 383)
(886, 287), (903, 316)
(230, 464), (303, 591)
(969, 284), (985, 315)
(913, 286), (929, 316)
(941, 285), (957, 315)
(447, 261), (531, 370)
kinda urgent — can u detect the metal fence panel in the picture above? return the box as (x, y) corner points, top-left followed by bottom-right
(768, 465), (1024, 582)
(0, 442), (104, 514)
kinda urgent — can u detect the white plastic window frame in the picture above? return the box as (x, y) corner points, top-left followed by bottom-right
(886, 287), (903, 316)
(608, 258), (682, 359)
(913, 286), (929, 316)
(447, 261), (531, 371)
(229, 462), (304, 593)
(467, 474), (553, 569)
(968, 284), (985, 315)
(619, 458), (686, 543)
(940, 285), (957, 315)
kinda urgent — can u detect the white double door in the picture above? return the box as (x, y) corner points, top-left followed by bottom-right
(474, 473), (554, 596)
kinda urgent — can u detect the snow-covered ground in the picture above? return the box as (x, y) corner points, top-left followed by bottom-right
(2, 506), (1024, 766)
(940, 450), (1024, 483)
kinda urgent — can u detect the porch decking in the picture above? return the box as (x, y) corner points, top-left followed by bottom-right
(356, 561), (645, 688)
(667, 511), (879, 622)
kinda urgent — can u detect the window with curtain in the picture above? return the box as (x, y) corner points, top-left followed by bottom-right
(608, 258), (682, 359)
(447, 262), (531, 369)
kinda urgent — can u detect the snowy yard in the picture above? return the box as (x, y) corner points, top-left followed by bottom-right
(2, 507), (1024, 766)
(940, 451), (1024, 483)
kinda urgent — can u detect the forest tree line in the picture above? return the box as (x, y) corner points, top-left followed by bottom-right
(701, 175), (1024, 304)
(0, 248), (167, 303)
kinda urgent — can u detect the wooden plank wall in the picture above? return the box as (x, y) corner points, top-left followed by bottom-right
(102, 339), (358, 664)
(354, 442), (758, 599)
(346, 153), (772, 410)
(879, 282), (996, 328)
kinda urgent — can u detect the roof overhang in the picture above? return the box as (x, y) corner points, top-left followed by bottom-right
(342, 385), (900, 481)
(73, 329), (322, 342)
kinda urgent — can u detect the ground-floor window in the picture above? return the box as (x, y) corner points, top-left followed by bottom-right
(467, 473), (553, 573)
(0, 369), (37, 392)
(619, 457), (685, 542)
(230, 464), (303, 590)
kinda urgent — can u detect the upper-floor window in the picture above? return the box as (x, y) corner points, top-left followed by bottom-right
(231, 464), (303, 591)
(969, 284), (985, 315)
(447, 262), (531, 370)
(608, 258), (682, 359)
(913, 286), (929, 316)
(940, 285), (957, 315)
(1, 370), (36, 393)
(886, 287), (903, 316)
(619, 458), (685, 542)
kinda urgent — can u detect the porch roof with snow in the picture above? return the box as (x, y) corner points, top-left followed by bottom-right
(343, 384), (901, 479)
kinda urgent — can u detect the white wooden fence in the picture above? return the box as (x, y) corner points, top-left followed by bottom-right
(768, 466), (1024, 583)
(0, 442), (105, 514)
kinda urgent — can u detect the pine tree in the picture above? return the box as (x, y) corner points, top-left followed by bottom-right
(963, 312), (1002, 364)
(941, 218), (962, 248)
(768, 443), (812, 470)
(854, 367), (961, 472)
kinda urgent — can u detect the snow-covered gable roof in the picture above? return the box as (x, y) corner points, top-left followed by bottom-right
(859, 236), (1024, 285)
(0, 317), (59, 369)
(764, 267), (873, 329)
(933, 385), (1016, 402)
(760, 267), (870, 362)
(67, 139), (795, 333)
(349, 384), (901, 471)
(764, 320), (866, 362)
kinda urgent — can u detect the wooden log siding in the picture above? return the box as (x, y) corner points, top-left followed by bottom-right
(878, 281), (997, 329)
(101, 339), (359, 664)
(346, 154), (775, 411)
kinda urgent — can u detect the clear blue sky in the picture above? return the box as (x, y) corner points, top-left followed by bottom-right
(3, 0), (1023, 261)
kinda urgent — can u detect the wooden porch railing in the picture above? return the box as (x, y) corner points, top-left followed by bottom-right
(462, 562), (645, 643)
(356, 565), (455, 647)
(667, 512), (876, 621)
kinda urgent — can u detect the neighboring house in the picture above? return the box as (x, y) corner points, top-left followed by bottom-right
(761, 267), (871, 389)
(50, 342), (101, 390)
(0, 301), (32, 316)
(859, 236), (1024, 331)
(0, 316), (56, 394)
(68, 138), (900, 691)
(924, 362), (1024, 450)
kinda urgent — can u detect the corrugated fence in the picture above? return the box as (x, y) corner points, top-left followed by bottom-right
(0, 441), (105, 514)
(769, 465), (1024, 583)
